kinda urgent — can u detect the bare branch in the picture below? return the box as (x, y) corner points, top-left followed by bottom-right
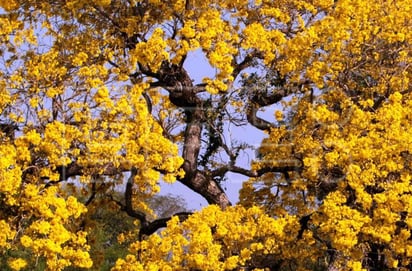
(211, 163), (302, 178)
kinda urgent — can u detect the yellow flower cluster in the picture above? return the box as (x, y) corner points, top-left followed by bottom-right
(238, 0), (412, 268)
(242, 23), (286, 64)
(0, 1), (187, 267)
(0, 220), (15, 250)
(130, 28), (169, 72)
(7, 258), (27, 271)
(246, 89), (412, 268)
(114, 205), (299, 271)
(0, 144), (22, 205)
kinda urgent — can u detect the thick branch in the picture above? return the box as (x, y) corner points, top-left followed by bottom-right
(211, 163), (302, 178)
(297, 214), (312, 239)
(139, 212), (192, 237)
(232, 51), (263, 79)
(182, 171), (230, 208)
(246, 103), (275, 131)
(149, 81), (207, 94)
(182, 108), (203, 177)
(142, 91), (152, 113)
(85, 182), (97, 206)
(251, 91), (284, 107)
(246, 90), (286, 131)
(125, 167), (147, 223)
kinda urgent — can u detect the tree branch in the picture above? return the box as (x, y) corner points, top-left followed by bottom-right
(245, 88), (288, 131)
(139, 211), (192, 237)
(211, 163), (302, 178)
(142, 91), (152, 113)
(246, 103), (275, 131)
(232, 51), (263, 79)
(148, 81), (206, 94)
(125, 167), (147, 223)
(180, 170), (230, 208)
(85, 182), (97, 206)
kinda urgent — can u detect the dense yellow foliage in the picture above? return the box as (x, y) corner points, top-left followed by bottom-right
(1, 0), (412, 270)
(112, 205), (299, 271)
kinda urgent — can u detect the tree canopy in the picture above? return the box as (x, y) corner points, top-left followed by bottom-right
(1, 0), (412, 270)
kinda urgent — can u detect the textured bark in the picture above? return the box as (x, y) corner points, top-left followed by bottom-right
(182, 171), (230, 208)
(246, 102), (275, 131)
(154, 61), (231, 209)
(246, 90), (285, 131)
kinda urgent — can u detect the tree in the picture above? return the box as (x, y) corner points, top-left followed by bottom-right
(0, 0), (412, 270)
(77, 191), (190, 271)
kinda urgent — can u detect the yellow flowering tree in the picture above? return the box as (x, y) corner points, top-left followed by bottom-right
(1, 0), (412, 270)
